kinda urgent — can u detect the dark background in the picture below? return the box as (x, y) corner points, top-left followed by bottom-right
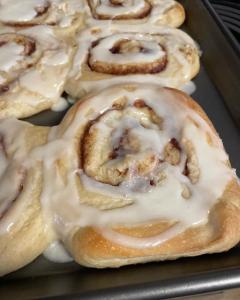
(209, 0), (240, 44)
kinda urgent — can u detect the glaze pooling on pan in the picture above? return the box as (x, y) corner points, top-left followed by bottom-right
(35, 85), (236, 249)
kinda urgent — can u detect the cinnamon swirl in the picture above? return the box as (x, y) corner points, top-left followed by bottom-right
(43, 84), (240, 268)
(0, 25), (74, 119)
(85, 0), (185, 28)
(0, 0), (85, 36)
(65, 24), (200, 99)
(0, 118), (53, 276)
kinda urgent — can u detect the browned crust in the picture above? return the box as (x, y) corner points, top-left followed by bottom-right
(61, 85), (240, 268)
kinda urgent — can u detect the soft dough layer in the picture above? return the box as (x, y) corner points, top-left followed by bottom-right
(42, 84), (240, 268)
(85, 0), (185, 28)
(65, 24), (200, 99)
(0, 119), (53, 276)
(0, 25), (74, 119)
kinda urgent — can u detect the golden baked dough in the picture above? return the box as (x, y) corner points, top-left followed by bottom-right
(0, 25), (74, 119)
(85, 0), (185, 28)
(0, 0), (85, 37)
(65, 24), (200, 99)
(0, 119), (53, 276)
(45, 84), (240, 268)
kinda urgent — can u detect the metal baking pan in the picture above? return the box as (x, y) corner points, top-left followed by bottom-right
(1, 0), (240, 299)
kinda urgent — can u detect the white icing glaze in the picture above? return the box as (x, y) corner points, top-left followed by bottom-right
(87, 0), (176, 24)
(95, 0), (147, 16)
(0, 0), (48, 23)
(0, 87), (236, 251)
(0, 26), (72, 103)
(43, 240), (73, 262)
(36, 85), (236, 249)
(51, 97), (69, 112)
(0, 0), (85, 28)
(0, 42), (24, 72)
(90, 33), (165, 64)
(20, 69), (61, 99)
(69, 24), (199, 92)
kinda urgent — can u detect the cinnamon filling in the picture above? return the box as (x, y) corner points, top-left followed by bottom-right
(0, 33), (39, 92)
(1, 1), (50, 27)
(0, 34), (36, 57)
(89, 38), (167, 75)
(88, 0), (152, 20)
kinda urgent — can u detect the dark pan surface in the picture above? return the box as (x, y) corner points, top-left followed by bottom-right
(1, 0), (240, 299)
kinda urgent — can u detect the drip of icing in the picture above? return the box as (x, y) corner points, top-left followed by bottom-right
(180, 81), (196, 95)
(0, 42), (24, 72)
(43, 240), (73, 263)
(51, 97), (69, 112)
(20, 69), (60, 98)
(0, 0), (48, 23)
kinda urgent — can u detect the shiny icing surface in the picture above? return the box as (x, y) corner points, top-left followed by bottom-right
(35, 85), (236, 249)
(0, 42), (24, 72)
(0, 0), (48, 23)
(0, 25), (72, 108)
(0, 0), (84, 27)
(43, 240), (73, 262)
(0, 119), (31, 233)
(68, 24), (199, 95)
(86, 0), (176, 24)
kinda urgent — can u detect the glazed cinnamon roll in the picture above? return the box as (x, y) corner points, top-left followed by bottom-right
(45, 84), (240, 268)
(85, 0), (185, 28)
(65, 24), (200, 99)
(0, 0), (85, 36)
(0, 118), (53, 276)
(0, 25), (74, 119)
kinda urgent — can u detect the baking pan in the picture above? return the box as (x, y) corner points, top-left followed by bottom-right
(1, 0), (240, 299)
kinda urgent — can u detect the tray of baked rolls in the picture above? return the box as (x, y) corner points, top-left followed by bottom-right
(0, 0), (240, 299)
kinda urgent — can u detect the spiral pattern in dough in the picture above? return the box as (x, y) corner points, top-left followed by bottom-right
(66, 24), (200, 98)
(0, 25), (74, 118)
(41, 84), (240, 268)
(0, 0), (85, 36)
(86, 0), (185, 28)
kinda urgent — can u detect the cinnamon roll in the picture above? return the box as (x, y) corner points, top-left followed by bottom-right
(44, 84), (240, 268)
(85, 0), (185, 28)
(0, 25), (74, 119)
(65, 24), (200, 99)
(0, 118), (53, 276)
(0, 0), (85, 36)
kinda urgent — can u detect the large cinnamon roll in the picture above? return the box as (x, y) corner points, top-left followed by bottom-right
(65, 24), (200, 99)
(0, 25), (74, 119)
(44, 84), (240, 268)
(0, 0), (85, 36)
(85, 0), (185, 28)
(0, 118), (53, 276)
